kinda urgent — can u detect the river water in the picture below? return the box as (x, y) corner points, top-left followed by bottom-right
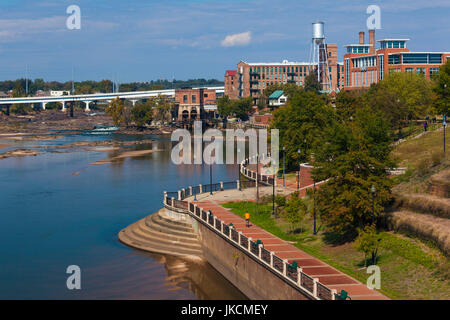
(0, 131), (246, 299)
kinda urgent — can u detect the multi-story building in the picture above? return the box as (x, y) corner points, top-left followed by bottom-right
(226, 48), (344, 104)
(174, 88), (217, 122)
(224, 70), (239, 100)
(344, 30), (450, 90)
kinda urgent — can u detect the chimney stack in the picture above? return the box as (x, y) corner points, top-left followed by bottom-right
(359, 31), (365, 45)
(369, 29), (375, 54)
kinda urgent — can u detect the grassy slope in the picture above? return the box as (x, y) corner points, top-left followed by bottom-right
(222, 201), (450, 300)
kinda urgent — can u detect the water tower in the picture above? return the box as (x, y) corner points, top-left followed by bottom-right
(309, 21), (332, 92)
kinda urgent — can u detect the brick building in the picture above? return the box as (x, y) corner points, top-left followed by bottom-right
(224, 70), (239, 100)
(174, 88), (217, 122)
(344, 30), (450, 90)
(225, 47), (344, 104)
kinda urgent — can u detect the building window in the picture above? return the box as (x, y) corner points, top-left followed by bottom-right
(183, 95), (188, 103)
(430, 68), (439, 77)
(192, 95), (196, 103)
(378, 55), (384, 81)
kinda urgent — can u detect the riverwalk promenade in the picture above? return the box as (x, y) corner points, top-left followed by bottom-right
(185, 189), (388, 300)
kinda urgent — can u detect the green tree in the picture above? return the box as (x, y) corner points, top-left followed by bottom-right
(304, 71), (321, 93)
(217, 96), (252, 120)
(131, 101), (153, 127)
(365, 72), (432, 129)
(106, 97), (129, 126)
(432, 60), (450, 116)
(335, 90), (363, 122)
(283, 192), (307, 233)
(271, 90), (336, 169)
(355, 225), (382, 266)
(153, 95), (174, 122)
(312, 107), (394, 241)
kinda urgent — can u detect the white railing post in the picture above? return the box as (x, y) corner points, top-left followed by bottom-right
(283, 259), (288, 276)
(236, 180), (240, 190)
(331, 289), (337, 300)
(220, 181), (224, 191)
(248, 237), (252, 252)
(189, 186), (192, 196)
(258, 244), (262, 259)
(178, 190), (182, 200)
(193, 203), (197, 214)
(313, 278), (319, 298)
(229, 226), (233, 240)
(163, 191), (167, 204)
(199, 184), (202, 194)
(270, 252), (274, 267)
(171, 197), (175, 207)
(238, 231), (242, 245)
(297, 268), (302, 287)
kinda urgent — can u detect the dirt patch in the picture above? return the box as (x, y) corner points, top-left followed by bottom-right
(0, 149), (40, 160)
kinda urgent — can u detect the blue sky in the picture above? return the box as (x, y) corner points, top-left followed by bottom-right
(0, 0), (449, 82)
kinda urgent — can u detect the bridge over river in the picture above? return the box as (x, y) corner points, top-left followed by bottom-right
(0, 86), (224, 112)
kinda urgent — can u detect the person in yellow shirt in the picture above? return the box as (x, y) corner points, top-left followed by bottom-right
(244, 211), (250, 228)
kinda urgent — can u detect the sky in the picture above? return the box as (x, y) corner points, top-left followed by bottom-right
(0, 0), (449, 82)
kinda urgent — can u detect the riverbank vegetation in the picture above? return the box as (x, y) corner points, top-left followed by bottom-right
(221, 200), (450, 299)
(254, 60), (450, 299)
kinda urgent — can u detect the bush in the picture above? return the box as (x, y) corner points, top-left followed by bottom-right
(431, 151), (444, 167)
(355, 225), (382, 266)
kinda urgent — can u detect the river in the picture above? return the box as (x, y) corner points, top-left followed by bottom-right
(0, 131), (246, 299)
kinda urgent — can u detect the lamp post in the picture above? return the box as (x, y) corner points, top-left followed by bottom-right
(297, 149), (301, 192)
(282, 146), (286, 188)
(256, 153), (259, 202)
(313, 180), (317, 235)
(238, 148), (241, 191)
(193, 154), (197, 201)
(444, 84), (447, 157)
(210, 162), (213, 195)
(371, 185), (376, 225)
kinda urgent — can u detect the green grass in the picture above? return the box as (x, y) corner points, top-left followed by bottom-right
(222, 200), (450, 300)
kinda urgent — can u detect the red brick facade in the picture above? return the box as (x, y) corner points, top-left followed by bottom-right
(174, 88), (216, 121)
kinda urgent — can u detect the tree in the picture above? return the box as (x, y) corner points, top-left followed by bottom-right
(153, 95), (174, 123)
(334, 90), (363, 122)
(365, 72), (432, 129)
(432, 60), (450, 116)
(271, 90), (336, 169)
(283, 192), (307, 233)
(312, 107), (394, 241)
(304, 71), (321, 93)
(355, 225), (382, 266)
(131, 101), (153, 127)
(217, 96), (252, 120)
(106, 97), (129, 126)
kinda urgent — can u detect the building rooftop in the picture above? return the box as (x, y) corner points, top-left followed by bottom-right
(225, 70), (237, 76)
(377, 39), (410, 42)
(269, 90), (285, 99)
(242, 60), (315, 66)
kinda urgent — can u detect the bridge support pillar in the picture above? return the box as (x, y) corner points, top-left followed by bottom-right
(42, 102), (47, 110)
(61, 101), (66, 112)
(130, 100), (138, 107)
(84, 101), (92, 112)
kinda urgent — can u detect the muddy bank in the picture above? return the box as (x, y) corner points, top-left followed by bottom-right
(0, 149), (40, 160)
(0, 111), (175, 136)
(90, 149), (162, 165)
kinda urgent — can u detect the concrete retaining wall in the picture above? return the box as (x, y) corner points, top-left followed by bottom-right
(196, 220), (312, 300)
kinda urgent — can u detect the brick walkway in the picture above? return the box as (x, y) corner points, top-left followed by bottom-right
(193, 199), (389, 300)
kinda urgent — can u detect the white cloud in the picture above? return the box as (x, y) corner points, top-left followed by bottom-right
(221, 31), (251, 47)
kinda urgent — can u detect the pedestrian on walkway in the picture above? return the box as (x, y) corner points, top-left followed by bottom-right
(244, 211), (250, 228)
(424, 121), (428, 132)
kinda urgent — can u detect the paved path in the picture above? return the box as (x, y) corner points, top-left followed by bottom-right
(188, 193), (389, 300)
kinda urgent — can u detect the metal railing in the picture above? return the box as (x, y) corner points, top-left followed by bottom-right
(161, 155), (338, 300)
(183, 200), (337, 300)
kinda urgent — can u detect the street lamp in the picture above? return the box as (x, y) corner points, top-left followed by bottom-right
(297, 149), (301, 192)
(444, 84), (447, 157)
(238, 148), (241, 191)
(371, 185), (376, 224)
(272, 160), (276, 217)
(282, 146), (286, 188)
(313, 180), (317, 235)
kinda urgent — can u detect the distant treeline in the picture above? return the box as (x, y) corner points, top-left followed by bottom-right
(0, 78), (224, 95)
